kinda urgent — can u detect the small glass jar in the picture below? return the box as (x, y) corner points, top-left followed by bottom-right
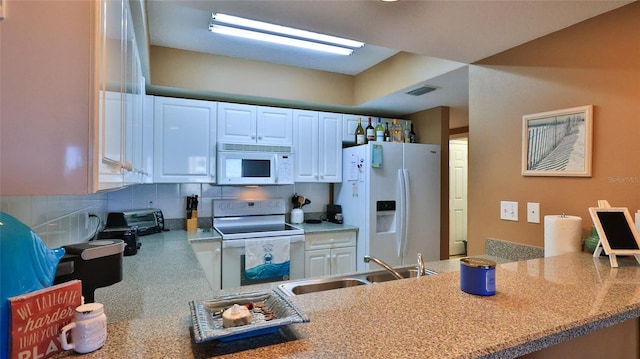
(460, 257), (496, 296)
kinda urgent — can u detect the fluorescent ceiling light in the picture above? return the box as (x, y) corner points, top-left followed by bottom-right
(209, 13), (364, 56)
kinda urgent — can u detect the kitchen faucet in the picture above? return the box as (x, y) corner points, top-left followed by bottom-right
(416, 253), (427, 277)
(364, 253), (429, 279)
(363, 255), (403, 280)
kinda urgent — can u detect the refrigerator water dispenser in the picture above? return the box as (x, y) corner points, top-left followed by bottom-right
(376, 201), (397, 233)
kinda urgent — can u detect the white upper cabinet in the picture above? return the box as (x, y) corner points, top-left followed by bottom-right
(293, 110), (342, 183)
(0, 0), (143, 194)
(257, 106), (293, 145)
(217, 103), (292, 145)
(318, 112), (343, 182)
(153, 97), (217, 183)
(98, 0), (145, 191)
(216, 103), (256, 144)
(293, 110), (319, 182)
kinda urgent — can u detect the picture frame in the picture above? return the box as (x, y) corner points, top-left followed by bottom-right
(522, 105), (593, 177)
(588, 206), (640, 268)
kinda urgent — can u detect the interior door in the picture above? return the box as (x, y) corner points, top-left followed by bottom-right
(449, 139), (468, 256)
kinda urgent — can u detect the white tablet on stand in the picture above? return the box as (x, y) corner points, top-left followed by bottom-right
(588, 200), (640, 268)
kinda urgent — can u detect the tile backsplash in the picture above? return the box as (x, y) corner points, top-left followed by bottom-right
(0, 194), (108, 249)
(107, 183), (330, 219)
(1, 183), (330, 249)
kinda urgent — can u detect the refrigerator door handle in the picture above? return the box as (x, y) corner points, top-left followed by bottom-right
(401, 169), (410, 258)
(397, 169), (405, 258)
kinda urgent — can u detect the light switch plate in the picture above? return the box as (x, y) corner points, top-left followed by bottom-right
(527, 202), (540, 223)
(500, 201), (518, 221)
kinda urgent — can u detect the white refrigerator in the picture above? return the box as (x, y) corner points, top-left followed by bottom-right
(335, 142), (440, 271)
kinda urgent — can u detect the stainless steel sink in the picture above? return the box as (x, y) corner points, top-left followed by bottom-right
(277, 266), (437, 296)
(365, 268), (436, 283)
(278, 277), (368, 296)
(366, 269), (418, 282)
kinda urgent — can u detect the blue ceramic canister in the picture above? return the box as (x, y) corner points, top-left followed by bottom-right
(460, 257), (496, 296)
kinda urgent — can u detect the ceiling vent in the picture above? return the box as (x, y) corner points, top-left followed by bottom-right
(406, 85), (437, 96)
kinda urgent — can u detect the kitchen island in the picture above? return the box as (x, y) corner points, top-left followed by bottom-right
(55, 231), (640, 358)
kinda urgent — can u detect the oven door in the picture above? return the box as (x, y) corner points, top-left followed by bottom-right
(217, 151), (277, 185)
(221, 235), (305, 289)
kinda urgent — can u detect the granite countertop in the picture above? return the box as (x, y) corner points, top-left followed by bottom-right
(290, 221), (358, 234)
(55, 232), (640, 358)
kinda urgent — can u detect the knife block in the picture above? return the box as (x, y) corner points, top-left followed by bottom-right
(186, 211), (198, 232)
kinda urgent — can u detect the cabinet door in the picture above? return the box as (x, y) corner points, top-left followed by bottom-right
(293, 110), (319, 182)
(154, 97), (217, 183)
(98, 91), (125, 190)
(331, 246), (357, 275)
(123, 11), (144, 185)
(342, 114), (367, 144)
(304, 249), (331, 278)
(217, 103), (256, 144)
(318, 112), (343, 182)
(191, 241), (222, 291)
(141, 94), (154, 182)
(305, 231), (356, 250)
(257, 106), (293, 145)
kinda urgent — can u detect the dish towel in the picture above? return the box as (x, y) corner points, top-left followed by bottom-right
(245, 237), (290, 281)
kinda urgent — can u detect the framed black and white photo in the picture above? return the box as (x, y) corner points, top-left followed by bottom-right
(522, 105), (593, 177)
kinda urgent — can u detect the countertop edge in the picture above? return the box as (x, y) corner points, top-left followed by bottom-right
(483, 307), (640, 358)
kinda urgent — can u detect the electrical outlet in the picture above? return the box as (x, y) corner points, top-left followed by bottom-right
(500, 201), (518, 221)
(527, 202), (540, 223)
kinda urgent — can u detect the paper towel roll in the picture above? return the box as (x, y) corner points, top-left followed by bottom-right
(544, 215), (583, 257)
(635, 211), (640, 234)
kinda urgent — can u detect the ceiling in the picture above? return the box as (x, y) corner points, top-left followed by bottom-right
(143, 0), (632, 120)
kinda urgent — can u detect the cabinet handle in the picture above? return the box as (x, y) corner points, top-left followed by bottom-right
(121, 161), (133, 172)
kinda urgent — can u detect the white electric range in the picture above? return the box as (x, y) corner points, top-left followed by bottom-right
(213, 199), (305, 289)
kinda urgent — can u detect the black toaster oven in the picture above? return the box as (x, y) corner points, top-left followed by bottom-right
(105, 209), (165, 236)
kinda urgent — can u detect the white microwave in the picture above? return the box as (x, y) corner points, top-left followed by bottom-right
(217, 143), (294, 185)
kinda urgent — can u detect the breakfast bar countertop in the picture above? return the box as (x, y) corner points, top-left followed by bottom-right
(55, 231), (640, 358)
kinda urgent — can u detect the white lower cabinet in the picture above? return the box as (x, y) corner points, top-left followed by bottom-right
(304, 231), (357, 278)
(191, 240), (222, 291)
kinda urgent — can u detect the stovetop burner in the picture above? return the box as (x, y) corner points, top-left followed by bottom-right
(213, 199), (304, 240)
(216, 223), (300, 236)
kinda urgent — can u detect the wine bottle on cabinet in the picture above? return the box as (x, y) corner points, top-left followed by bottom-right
(375, 117), (384, 142)
(392, 119), (403, 142)
(409, 124), (417, 143)
(383, 122), (391, 142)
(366, 117), (375, 143)
(355, 118), (365, 145)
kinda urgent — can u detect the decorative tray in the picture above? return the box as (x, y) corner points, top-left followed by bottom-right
(189, 288), (309, 343)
